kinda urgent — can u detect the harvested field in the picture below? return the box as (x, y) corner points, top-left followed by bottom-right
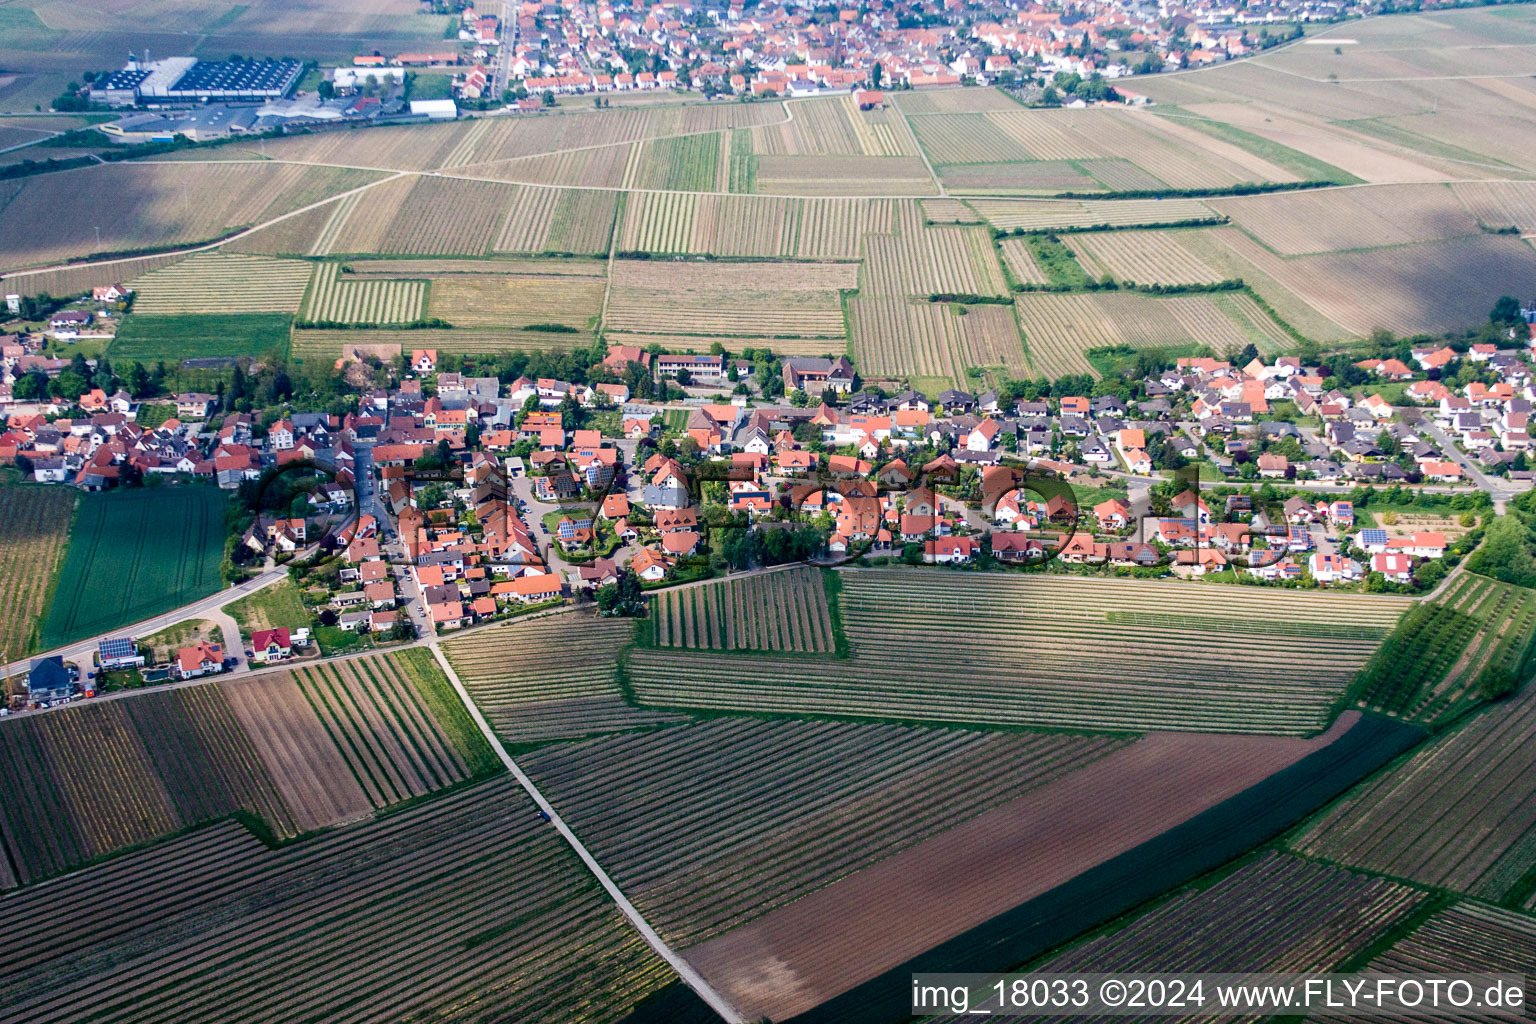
(41, 488), (226, 650)
(463, 142), (635, 188)
(0, 162), (382, 270)
(129, 252), (314, 314)
(290, 656), (470, 807)
(302, 262), (425, 324)
(524, 718), (1129, 945)
(230, 121), (470, 171)
(970, 197), (1218, 231)
(894, 89), (1023, 114)
(0, 486), (73, 660)
(0, 686), (295, 884)
(1213, 227), (1536, 337)
(1071, 229), (1224, 286)
(649, 568), (835, 652)
(604, 258), (854, 339)
(310, 174), (517, 256)
(1452, 180), (1536, 233)
(687, 714), (1364, 1021)
(629, 569), (1408, 734)
(1214, 183), (1480, 256)
(1296, 674), (1536, 903)
(443, 610), (689, 743)
(0, 779), (676, 1022)
(219, 672), (374, 831)
(425, 272), (604, 330)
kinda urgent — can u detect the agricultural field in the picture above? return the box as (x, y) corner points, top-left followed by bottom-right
(1024, 852), (1426, 979)
(628, 569), (1409, 734)
(1213, 183), (1482, 257)
(109, 312), (294, 363)
(0, 162), (383, 271)
(750, 155), (937, 196)
(850, 294), (1026, 385)
(1295, 673), (1536, 904)
(288, 656), (476, 807)
(522, 717), (1131, 944)
(647, 568), (836, 653)
(1350, 574), (1536, 725)
(425, 271), (604, 331)
(308, 174), (516, 257)
(128, 252), (314, 314)
(1070, 229), (1226, 286)
(1015, 290), (1288, 380)
(622, 132), (722, 192)
(301, 262), (425, 324)
(687, 713), (1385, 1022)
(1333, 903), (1536, 1006)
(0, 685), (295, 884)
(40, 487), (226, 650)
(753, 95), (916, 157)
(0, 252), (188, 299)
(971, 197), (1219, 231)
(1452, 180), (1536, 234)
(0, 486), (74, 661)
(0, 778), (677, 1022)
(493, 186), (620, 254)
(442, 610), (690, 744)
(603, 258), (855, 346)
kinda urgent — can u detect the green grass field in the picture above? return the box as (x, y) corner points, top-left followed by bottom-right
(225, 576), (311, 636)
(109, 313), (293, 364)
(40, 487), (228, 649)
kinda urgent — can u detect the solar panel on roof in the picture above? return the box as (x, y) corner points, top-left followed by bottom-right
(98, 637), (137, 659)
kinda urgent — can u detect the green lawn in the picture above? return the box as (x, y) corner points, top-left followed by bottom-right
(226, 577), (312, 636)
(41, 487), (228, 649)
(410, 72), (455, 101)
(134, 403), (177, 430)
(109, 313), (293, 364)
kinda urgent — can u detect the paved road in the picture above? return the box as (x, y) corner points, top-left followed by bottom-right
(1416, 417), (1516, 505)
(2, 566), (288, 683)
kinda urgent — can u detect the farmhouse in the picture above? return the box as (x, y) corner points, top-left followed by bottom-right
(249, 628), (292, 664)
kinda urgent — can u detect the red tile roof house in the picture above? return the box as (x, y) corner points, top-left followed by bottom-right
(249, 628), (292, 664)
(176, 641), (223, 680)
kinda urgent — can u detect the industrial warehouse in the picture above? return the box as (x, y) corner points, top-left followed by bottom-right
(89, 57), (305, 107)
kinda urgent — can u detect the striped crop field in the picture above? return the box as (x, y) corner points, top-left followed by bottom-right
(302, 262), (426, 324)
(0, 686), (295, 885)
(0, 778), (677, 1021)
(493, 185), (620, 255)
(1016, 291), (1268, 380)
(604, 258), (854, 340)
(425, 272), (604, 330)
(443, 610), (689, 744)
(998, 237), (1050, 285)
(1350, 574), (1536, 725)
(1025, 852), (1426, 982)
(753, 95), (915, 157)
(622, 132), (721, 192)
(521, 718), (1130, 944)
(128, 252), (315, 314)
(850, 294), (1026, 384)
(0, 486), (74, 661)
(970, 197), (1217, 231)
(289, 655), (475, 807)
(1071, 229), (1225, 286)
(648, 568), (835, 652)
(627, 569), (1409, 735)
(1294, 675), (1536, 904)
(289, 325), (594, 363)
(1331, 903), (1536, 1007)
(315, 174), (516, 257)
